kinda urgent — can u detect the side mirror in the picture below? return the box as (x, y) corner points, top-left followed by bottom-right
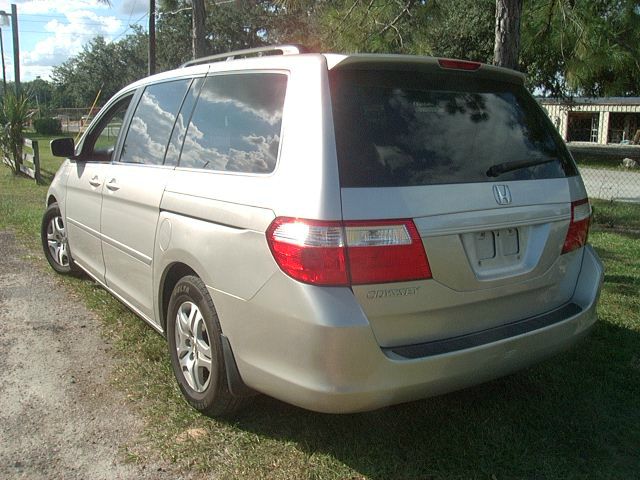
(50, 137), (76, 158)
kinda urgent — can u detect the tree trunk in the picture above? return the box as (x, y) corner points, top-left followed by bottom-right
(192, 0), (207, 60)
(493, 0), (523, 70)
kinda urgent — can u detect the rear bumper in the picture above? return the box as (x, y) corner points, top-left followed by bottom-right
(212, 245), (603, 413)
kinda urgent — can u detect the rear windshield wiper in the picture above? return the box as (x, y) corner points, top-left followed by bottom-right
(486, 158), (557, 177)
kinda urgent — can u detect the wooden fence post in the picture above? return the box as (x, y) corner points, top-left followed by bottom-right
(20, 138), (41, 184)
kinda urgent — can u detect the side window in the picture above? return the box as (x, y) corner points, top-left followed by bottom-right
(120, 79), (191, 165)
(164, 78), (203, 167)
(81, 95), (132, 161)
(180, 73), (287, 174)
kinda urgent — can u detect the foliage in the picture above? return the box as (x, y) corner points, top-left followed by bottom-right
(418, 0), (494, 61)
(33, 117), (62, 135)
(44, 0), (640, 107)
(0, 91), (31, 175)
(156, 1), (311, 67)
(317, 0), (430, 53)
(521, 0), (640, 96)
(51, 35), (147, 108)
(51, 1), (302, 102)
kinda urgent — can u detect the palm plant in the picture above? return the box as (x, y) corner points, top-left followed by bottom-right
(0, 90), (31, 175)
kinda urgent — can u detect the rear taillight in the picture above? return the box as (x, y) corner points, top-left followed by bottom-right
(266, 218), (348, 286)
(266, 217), (432, 286)
(345, 220), (431, 284)
(562, 199), (591, 254)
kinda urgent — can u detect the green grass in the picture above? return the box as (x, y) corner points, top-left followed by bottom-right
(572, 154), (622, 170)
(1, 150), (639, 479)
(592, 199), (640, 232)
(570, 149), (640, 171)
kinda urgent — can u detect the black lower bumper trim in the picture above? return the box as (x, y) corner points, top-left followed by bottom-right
(385, 302), (583, 359)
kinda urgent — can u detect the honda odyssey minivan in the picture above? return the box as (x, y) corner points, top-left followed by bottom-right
(42, 45), (603, 416)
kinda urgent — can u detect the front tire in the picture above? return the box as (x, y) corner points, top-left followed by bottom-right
(41, 202), (77, 274)
(167, 275), (243, 417)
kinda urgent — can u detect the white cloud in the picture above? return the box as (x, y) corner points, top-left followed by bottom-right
(6, 2), (126, 80)
(5, 1), (112, 16)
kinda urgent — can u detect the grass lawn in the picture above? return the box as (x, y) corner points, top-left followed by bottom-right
(570, 147), (640, 170)
(572, 153), (623, 170)
(1, 141), (639, 479)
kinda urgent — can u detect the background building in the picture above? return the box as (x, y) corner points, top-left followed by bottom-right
(540, 97), (640, 145)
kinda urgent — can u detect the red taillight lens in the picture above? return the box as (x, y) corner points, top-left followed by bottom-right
(345, 220), (432, 284)
(438, 58), (481, 71)
(266, 218), (348, 286)
(562, 199), (591, 254)
(266, 217), (432, 286)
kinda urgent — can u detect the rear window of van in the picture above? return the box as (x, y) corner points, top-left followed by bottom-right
(330, 69), (577, 187)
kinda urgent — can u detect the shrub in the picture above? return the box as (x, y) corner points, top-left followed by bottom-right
(34, 117), (62, 135)
(0, 91), (30, 174)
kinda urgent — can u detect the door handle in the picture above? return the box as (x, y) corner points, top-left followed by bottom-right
(89, 176), (101, 188)
(106, 178), (120, 191)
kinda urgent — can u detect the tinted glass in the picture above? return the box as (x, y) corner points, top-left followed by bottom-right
(164, 78), (203, 167)
(180, 73), (287, 173)
(330, 70), (577, 188)
(120, 79), (191, 165)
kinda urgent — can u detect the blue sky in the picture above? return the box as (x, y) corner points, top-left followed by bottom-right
(0, 0), (149, 82)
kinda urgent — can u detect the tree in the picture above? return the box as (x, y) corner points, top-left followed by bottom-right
(192, 0), (207, 59)
(0, 91), (30, 175)
(308, 0), (430, 53)
(521, 0), (640, 96)
(51, 35), (147, 107)
(421, 0), (494, 61)
(493, 0), (523, 69)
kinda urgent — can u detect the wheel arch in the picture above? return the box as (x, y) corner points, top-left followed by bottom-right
(46, 195), (57, 206)
(158, 262), (198, 333)
(159, 261), (255, 400)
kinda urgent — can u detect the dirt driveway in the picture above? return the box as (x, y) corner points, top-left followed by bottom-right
(0, 230), (185, 479)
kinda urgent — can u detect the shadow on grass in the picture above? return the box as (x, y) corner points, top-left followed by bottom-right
(603, 274), (639, 297)
(227, 321), (640, 479)
(39, 168), (57, 185)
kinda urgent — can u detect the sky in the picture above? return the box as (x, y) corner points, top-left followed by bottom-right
(0, 0), (149, 82)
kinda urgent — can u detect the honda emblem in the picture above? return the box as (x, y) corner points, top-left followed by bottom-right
(493, 185), (512, 205)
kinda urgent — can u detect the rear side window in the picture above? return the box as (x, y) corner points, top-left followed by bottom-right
(179, 72), (287, 174)
(120, 79), (191, 165)
(330, 70), (577, 187)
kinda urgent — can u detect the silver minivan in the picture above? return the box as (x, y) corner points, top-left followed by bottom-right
(42, 45), (603, 416)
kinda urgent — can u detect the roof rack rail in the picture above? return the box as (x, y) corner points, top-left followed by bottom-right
(181, 44), (309, 68)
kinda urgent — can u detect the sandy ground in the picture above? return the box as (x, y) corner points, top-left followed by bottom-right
(0, 230), (185, 480)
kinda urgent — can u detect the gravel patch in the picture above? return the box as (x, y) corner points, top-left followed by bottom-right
(0, 230), (187, 480)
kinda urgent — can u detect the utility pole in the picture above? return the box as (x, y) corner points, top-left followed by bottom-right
(148, 0), (156, 75)
(11, 3), (19, 93)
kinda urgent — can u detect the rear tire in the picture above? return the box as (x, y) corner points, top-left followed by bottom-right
(41, 203), (78, 275)
(167, 275), (244, 417)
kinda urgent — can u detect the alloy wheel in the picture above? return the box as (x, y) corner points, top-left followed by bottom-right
(46, 216), (69, 268)
(174, 301), (213, 392)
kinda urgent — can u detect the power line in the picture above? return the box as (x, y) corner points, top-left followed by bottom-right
(124, 0), (138, 28)
(112, 11), (149, 42)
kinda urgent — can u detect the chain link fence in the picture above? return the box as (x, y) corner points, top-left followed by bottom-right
(569, 144), (640, 203)
(51, 107), (101, 134)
